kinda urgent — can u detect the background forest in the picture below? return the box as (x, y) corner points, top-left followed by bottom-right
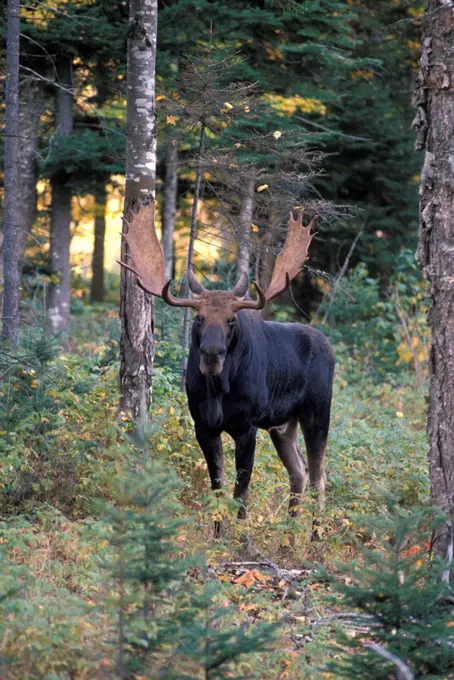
(1, 1), (453, 679)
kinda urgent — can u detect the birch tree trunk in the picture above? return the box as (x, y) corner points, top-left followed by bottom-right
(90, 182), (107, 303)
(236, 175), (255, 278)
(119, 0), (157, 420)
(413, 0), (454, 564)
(2, 0), (21, 346)
(47, 56), (73, 333)
(161, 141), (178, 281)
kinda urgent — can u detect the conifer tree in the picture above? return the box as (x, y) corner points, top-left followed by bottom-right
(325, 507), (454, 679)
(102, 457), (276, 679)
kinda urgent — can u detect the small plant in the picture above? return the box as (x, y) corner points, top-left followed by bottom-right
(101, 450), (277, 678)
(324, 504), (454, 679)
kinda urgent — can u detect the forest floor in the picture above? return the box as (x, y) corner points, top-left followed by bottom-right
(0, 305), (431, 679)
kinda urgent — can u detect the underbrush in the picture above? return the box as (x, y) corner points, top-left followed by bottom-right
(0, 303), (451, 679)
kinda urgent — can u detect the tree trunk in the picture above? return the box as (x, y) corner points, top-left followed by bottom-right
(236, 175), (255, 278)
(47, 56), (73, 333)
(161, 140), (178, 281)
(181, 124), (205, 388)
(90, 183), (107, 303)
(119, 0), (158, 421)
(259, 211), (280, 320)
(17, 81), (46, 259)
(413, 0), (454, 564)
(2, 0), (21, 346)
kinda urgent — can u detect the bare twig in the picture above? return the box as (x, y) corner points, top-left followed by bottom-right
(363, 642), (414, 680)
(321, 229), (363, 325)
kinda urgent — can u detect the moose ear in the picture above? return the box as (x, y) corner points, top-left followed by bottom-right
(232, 271), (249, 298)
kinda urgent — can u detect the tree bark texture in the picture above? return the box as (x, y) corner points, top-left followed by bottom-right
(17, 81), (46, 259)
(180, 124), (205, 388)
(413, 0), (454, 561)
(161, 140), (178, 281)
(2, 0), (21, 345)
(259, 211), (280, 320)
(47, 56), (74, 333)
(236, 175), (255, 278)
(119, 0), (158, 420)
(90, 183), (107, 303)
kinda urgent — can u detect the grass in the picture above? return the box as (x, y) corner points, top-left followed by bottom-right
(0, 306), (431, 679)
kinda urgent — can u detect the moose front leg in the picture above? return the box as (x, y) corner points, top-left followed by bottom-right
(195, 424), (224, 537)
(232, 428), (257, 520)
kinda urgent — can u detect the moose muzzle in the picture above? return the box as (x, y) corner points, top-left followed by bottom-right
(199, 325), (226, 376)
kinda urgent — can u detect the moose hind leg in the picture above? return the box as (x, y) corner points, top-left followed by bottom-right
(300, 408), (329, 540)
(270, 418), (308, 516)
(233, 428), (257, 520)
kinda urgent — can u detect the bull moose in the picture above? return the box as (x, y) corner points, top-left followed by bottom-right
(120, 204), (335, 537)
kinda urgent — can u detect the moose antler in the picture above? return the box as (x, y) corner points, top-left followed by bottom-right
(265, 212), (316, 302)
(117, 202), (166, 297)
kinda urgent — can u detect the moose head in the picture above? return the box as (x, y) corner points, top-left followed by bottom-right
(118, 203), (315, 376)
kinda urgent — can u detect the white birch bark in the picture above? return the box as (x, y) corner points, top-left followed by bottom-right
(119, 0), (158, 420)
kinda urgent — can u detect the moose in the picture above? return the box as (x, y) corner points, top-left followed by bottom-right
(120, 204), (335, 537)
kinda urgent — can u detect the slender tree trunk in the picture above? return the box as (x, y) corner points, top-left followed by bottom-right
(236, 175), (255, 278)
(2, 0), (21, 345)
(413, 0), (454, 564)
(259, 210), (280, 320)
(47, 56), (73, 333)
(181, 124), (205, 388)
(17, 81), (46, 259)
(161, 141), (178, 281)
(90, 183), (108, 303)
(119, 0), (158, 420)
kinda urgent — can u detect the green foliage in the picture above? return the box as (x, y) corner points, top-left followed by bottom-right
(324, 506), (454, 679)
(40, 128), (125, 193)
(0, 299), (433, 678)
(319, 249), (429, 381)
(100, 455), (277, 678)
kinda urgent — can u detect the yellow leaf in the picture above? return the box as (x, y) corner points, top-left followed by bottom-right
(166, 115), (177, 125)
(251, 224), (259, 232)
(396, 411), (404, 419)
(257, 184), (269, 192)
(223, 102), (233, 111)
(273, 130), (282, 139)
(156, 95), (166, 101)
